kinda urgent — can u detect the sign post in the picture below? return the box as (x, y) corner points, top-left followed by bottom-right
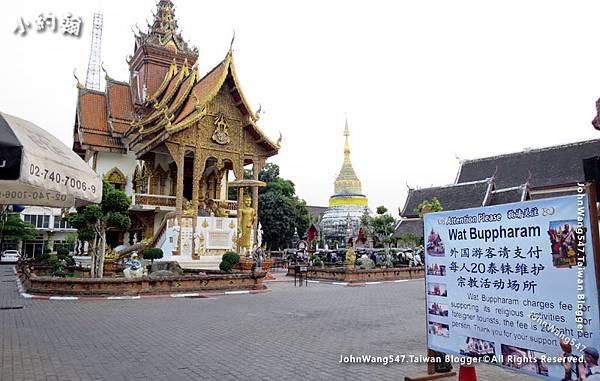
(416, 191), (600, 380)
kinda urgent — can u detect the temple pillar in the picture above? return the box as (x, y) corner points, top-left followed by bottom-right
(166, 142), (185, 256)
(191, 148), (206, 259)
(252, 159), (266, 246)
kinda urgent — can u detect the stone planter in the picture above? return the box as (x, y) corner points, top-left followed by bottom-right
(18, 263), (267, 296)
(287, 266), (424, 283)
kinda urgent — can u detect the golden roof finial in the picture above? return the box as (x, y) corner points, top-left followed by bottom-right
(276, 132), (282, 149)
(252, 103), (262, 121)
(101, 62), (112, 81)
(229, 29), (236, 52)
(73, 69), (84, 89)
(180, 57), (190, 76)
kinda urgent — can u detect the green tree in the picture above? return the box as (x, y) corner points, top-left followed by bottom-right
(414, 197), (443, 218)
(69, 180), (131, 277)
(227, 169), (252, 200)
(397, 232), (423, 249)
(54, 232), (77, 256)
(142, 248), (163, 265)
(361, 206), (396, 250)
(257, 164), (310, 250)
(258, 163), (280, 184)
(0, 213), (37, 251)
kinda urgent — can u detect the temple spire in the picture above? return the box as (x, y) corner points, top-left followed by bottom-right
(134, 0), (197, 55)
(344, 118), (350, 157)
(333, 119), (363, 196)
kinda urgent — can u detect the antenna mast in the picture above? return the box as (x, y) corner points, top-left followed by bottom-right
(85, 12), (104, 90)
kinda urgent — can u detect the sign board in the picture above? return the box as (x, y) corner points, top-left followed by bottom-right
(424, 193), (600, 380)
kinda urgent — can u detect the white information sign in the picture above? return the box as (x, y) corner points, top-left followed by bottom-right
(424, 194), (600, 380)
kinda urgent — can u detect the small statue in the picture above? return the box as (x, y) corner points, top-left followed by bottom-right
(183, 199), (195, 216)
(215, 205), (228, 217)
(123, 253), (143, 278)
(257, 222), (263, 248)
(345, 240), (356, 268)
(238, 194), (256, 257)
(359, 254), (375, 270)
(252, 246), (265, 275)
(104, 246), (117, 260)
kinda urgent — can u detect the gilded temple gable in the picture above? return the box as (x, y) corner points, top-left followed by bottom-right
(129, 50), (279, 158)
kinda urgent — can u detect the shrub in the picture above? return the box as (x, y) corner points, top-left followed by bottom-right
(219, 251), (240, 272)
(309, 254), (323, 268)
(35, 252), (50, 264)
(143, 248), (164, 263)
(58, 255), (74, 266)
(47, 255), (59, 267)
(56, 245), (70, 256)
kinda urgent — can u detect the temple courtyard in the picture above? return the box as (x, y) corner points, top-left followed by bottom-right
(0, 266), (535, 381)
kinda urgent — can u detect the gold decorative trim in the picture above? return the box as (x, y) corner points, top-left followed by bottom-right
(146, 58), (178, 104)
(211, 113), (231, 145)
(104, 167), (127, 185)
(166, 105), (208, 134)
(166, 65), (198, 116)
(153, 60), (190, 110)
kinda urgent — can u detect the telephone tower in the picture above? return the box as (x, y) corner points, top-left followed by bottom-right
(85, 12), (104, 90)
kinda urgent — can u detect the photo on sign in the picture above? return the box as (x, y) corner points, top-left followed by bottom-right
(426, 228), (445, 256)
(501, 344), (549, 376)
(427, 282), (447, 297)
(547, 220), (585, 269)
(427, 263), (446, 276)
(459, 336), (496, 360)
(428, 321), (450, 338)
(428, 301), (449, 317)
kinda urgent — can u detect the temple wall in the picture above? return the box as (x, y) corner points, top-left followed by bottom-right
(156, 216), (238, 269)
(154, 152), (172, 193)
(95, 152), (138, 195)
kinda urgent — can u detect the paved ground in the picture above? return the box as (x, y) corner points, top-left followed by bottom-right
(0, 265), (537, 381)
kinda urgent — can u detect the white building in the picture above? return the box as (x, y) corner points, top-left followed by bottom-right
(16, 206), (76, 258)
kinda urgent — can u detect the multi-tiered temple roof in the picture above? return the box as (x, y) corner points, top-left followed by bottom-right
(73, 0), (278, 160)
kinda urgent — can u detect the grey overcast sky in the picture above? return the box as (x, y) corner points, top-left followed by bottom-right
(2, 0), (600, 214)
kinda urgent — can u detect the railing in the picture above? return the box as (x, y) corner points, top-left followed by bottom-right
(149, 212), (176, 248)
(132, 193), (176, 209)
(210, 199), (238, 213)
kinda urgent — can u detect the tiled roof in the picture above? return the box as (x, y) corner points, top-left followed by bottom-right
(107, 81), (134, 121)
(79, 91), (107, 132)
(80, 131), (125, 151)
(111, 121), (130, 135)
(77, 85), (128, 151)
(393, 218), (423, 239)
(401, 179), (491, 217)
(530, 188), (579, 200)
(157, 69), (186, 108)
(307, 206), (327, 222)
(174, 60), (227, 124)
(75, 51), (276, 155)
(456, 139), (600, 189)
(488, 186), (526, 206)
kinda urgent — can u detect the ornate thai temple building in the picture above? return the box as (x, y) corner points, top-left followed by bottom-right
(319, 121), (369, 245)
(72, 0), (279, 267)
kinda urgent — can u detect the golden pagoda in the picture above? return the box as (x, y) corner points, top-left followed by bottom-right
(320, 120), (369, 244)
